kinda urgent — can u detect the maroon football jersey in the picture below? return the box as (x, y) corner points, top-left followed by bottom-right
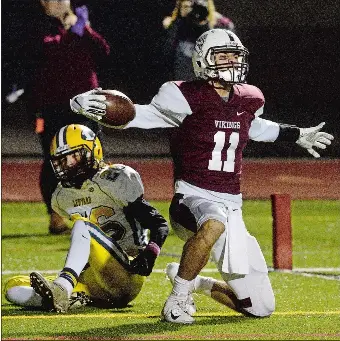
(170, 80), (264, 194)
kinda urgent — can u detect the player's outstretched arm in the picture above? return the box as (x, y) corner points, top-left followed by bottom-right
(296, 122), (334, 158)
(70, 82), (191, 130)
(250, 118), (334, 158)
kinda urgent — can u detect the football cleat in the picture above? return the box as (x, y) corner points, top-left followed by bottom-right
(165, 262), (197, 315)
(161, 294), (195, 324)
(30, 272), (69, 313)
(69, 291), (92, 310)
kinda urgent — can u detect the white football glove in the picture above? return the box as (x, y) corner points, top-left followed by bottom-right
(70, 88), (107, 121)
(296, 122), (334, 158)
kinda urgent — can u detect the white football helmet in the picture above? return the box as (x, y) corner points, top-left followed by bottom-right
(192, 29), (249, 84)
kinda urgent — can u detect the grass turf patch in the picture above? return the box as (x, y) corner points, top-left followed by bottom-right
(2, 200), (340, 340)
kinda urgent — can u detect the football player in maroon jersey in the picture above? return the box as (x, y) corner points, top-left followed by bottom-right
(70, 29), (334, 324)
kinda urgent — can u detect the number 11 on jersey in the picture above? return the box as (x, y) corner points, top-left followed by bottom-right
(208, 131), (240, 172)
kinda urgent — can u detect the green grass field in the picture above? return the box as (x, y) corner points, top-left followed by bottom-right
(2, 200), (340, 340)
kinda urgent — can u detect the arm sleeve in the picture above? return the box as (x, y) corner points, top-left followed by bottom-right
(125, 197), (169, 248)
(125, 82), (192, 129)
(127, 104), (177, 129)
(249, 117), (280, 142)
(249, 117), (301, 142)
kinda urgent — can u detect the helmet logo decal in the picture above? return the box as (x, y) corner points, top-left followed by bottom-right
(226, 31), (235, 42)
(81, 128), (95, 141)
(195, 33), (208, 56)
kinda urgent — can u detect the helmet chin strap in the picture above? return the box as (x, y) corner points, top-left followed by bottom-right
(208, 68), (243, 91)
(218, 70), (233, 82)
(61, 166), (97, 189)
(219, 68), (245, 82)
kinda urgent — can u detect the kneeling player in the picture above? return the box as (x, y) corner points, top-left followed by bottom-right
(5, 124), (168, 312)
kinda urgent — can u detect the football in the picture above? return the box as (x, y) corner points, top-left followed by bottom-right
(95, 90), (136, 128)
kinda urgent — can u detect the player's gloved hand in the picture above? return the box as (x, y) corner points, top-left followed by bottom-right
(129, 242), (161, 276)
(70, 88), (107, 120)
(71, 5), (88, 37)
(296, 122), (334, 158)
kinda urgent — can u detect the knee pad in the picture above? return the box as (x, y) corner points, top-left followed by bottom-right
(228, 271), (275, 317)
(213, 232), (274, 317)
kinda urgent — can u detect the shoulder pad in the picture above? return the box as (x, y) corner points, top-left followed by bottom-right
(234, 84), (265, 114)
(99, 164), (126, 182)
(237, 84), (264, 99)
(95, 164), (144, 205)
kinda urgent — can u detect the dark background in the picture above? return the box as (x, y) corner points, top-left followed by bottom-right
(2, 0), (339, 157)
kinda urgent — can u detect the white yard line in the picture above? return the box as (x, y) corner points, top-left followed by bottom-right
(2, 310), (340, 320)
(269, 269), (340, 281)
(2, 267), (340, 281)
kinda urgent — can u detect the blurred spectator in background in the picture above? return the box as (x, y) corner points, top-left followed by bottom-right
(86, 1), (169, 103)
(163, 0), (234, 81)
(6, 0), (110, 234)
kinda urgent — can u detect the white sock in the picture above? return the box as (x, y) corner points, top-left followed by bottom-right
(54, 277), (74, 297)
(172, 275), (195, 297)
(64, 220), (91, 274)
(55, 220), (91, 298)
(6, 286), (42, 307)
(166, 262), (215, 297)
(194, 276), (216, 297)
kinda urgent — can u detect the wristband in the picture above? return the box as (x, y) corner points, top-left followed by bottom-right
(276, 124), (300, 142)
(145, 242), (160, 257)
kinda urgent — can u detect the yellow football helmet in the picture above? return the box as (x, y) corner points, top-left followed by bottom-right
(50, 124), (103, 187)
